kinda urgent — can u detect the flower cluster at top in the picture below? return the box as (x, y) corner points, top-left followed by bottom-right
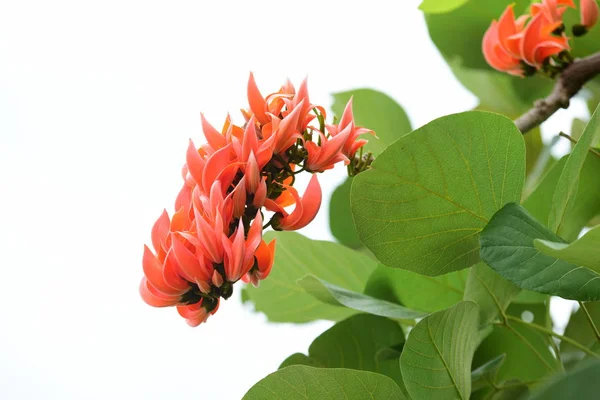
(483, 0), (599, 77)
(139, 73), (375, 327)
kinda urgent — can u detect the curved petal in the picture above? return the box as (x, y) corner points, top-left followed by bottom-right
(151, 210), (170, 255)
(186, 139), (205, 187)
(247, 72), (268, 125)
(143, 245), (181, 295)
(140, 278), (180, 307)
(171, 233), (211, 282)
(200, 113), (227, 150)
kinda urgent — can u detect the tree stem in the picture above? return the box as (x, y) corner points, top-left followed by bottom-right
(515, 51), (600, 134)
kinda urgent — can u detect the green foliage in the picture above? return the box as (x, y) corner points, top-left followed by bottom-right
(298, 276), (428, 320)
(419, 0), (469, 14)
(535, 225), (600, 272)
(562, 302), (600, 353)
(364, 265), (468, 312)
(471, 354), (506, 391)
(242, 232), (376, 323)
(279, 314), (406, 388)
(463, 263), (521, 326)
(472, 302), (560, 383)
(528, 360), (600, 400)
(400, 301), (480, 400)
(524, 154), (600, 242)
(329, 178), (361, 248)
(243, 366), (405, 400)
(329, 89), (412, 248)
(548, 104), (600, 233)
(351, 111), (525, 275)
(480, 203), (600, 301)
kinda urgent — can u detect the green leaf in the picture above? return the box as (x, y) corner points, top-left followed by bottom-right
(528, 360), (600, 400)
(512, 290), (548, 304)
(562, 302), (600, 354)
(242, 232), (377, 323)
(548, 104), (600, 233)
(480, 203), (600, 301)
(298, 276), (428, 320)
(534, 226), (600, 272)
(279, 314), (406, 389)
(419, 0), (469, 14)
(329, 89), (412, 249)
(400, 301), (480, 400)
(472, 302), (559, 383)
(280, 353), (323, 368)
(243, 365), (406, 400)
(523, 153), (600, 242)
(351, 111), (525, 275)
(471, 354), (506, 391)
(329, 178), (361, 248)
(364, 265), (468, 313)
(331, 89), (412, 157)
(463, 263), (521, 326)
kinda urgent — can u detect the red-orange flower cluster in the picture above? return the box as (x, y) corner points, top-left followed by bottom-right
(483, 0), (598, 76)
(140, 74), (374, 326)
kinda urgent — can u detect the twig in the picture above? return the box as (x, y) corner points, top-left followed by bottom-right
(515, 52), (600, 134)
(558, 132), (600, 158)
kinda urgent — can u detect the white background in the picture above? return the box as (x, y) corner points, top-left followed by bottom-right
(0, 1), (584, 399)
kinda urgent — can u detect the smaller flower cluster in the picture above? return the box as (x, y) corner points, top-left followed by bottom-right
(140, 74), (374, 326)
(483, 0), (599, 77)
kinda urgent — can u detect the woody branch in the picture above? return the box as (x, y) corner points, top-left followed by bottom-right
(515, 51), (600, 133)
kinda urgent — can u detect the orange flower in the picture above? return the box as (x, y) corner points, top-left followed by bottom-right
(520, 12), (570, 68)
(531, 0), (575, 24)
(270, 174), (322, 231)
(483, 18), (524, 76)
(326, 98), (375, 159)
(305, 127), (351, 172)
(141, 73), (374, 327)
(580, 0), (599, 29)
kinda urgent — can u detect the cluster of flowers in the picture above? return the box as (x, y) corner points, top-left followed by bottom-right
(139, 74), (374, 326)
(483, 0), (599, 76)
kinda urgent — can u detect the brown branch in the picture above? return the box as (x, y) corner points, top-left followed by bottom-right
(515, 52), (600, 134)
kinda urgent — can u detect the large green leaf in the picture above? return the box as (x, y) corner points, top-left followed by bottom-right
(329, 89), (412, 248)
(329, 178), (361, 248)
(463, 263), (521, 326)
(472, 302), (559, 383)
(419, 0), (469, 14)
(524, 153), (600, 241)
(242, 232), (377, 323)
(400, 301), (480, 400)
(535, 225), (600, 272)
(298, 276), (428, 320)
(548, 104), (600, 233)
(528, 360), (600, 400)
(243, 365), (405, 400)
(279, 314), (406, 388)
(562, 302), (600, 353)
(480, 203), (600, 301)
(364, 265), (468, 313)
(351, 111), (525, 276)
(331, 89), (412, 157)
